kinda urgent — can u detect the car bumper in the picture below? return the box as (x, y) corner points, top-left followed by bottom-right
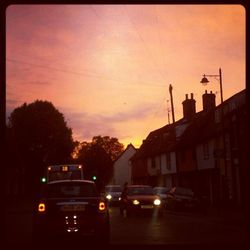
(33, 213), (109, 237)
(126, 204), (163, 214)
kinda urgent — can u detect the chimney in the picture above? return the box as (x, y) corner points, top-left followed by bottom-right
(182, 93), (196, 120)
(202, 90), (216, 111)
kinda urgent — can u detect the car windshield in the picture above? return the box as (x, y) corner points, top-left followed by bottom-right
(128, 187), (155, 195)
(154, 188), (168, 194)
(172, 187), (194, 197)
(105, 186), (122, 192)
(48, 171), (82, 182)
(47, 182), (98, 198)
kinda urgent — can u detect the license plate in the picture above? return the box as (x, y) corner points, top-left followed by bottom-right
(61, 204), (85, 211)
(141, 205), (153, 209)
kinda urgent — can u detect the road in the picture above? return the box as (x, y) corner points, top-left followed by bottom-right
(109, 206), (246, 245)
(4, 198), (247, 248)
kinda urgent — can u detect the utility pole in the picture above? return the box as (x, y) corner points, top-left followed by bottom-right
(169, 84), (175, 123)
(167, 100), (170, 124)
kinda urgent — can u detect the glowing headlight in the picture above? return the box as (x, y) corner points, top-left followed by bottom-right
(133, 200), (140, 205)
(154, 199), (161, 206)
(106, 194), (112, 200)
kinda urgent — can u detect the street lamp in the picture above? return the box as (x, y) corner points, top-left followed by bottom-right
(200, 67), (227, 212)
(200, 68), (223, 104)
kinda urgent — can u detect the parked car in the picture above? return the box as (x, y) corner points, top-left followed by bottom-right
(33, 180), (110, 245)
(166, 186), (200, 212)
(153, 186), (169, 208)
(104, 185), (122, 206)
(119, 185), (164, 217)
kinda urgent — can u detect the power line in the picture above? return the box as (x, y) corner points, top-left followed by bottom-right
(7, 58), (166, 88)
(154, 5), (168, 80)
(123, 5), (166, 83)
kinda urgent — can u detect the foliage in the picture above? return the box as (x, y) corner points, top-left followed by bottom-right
(7, 100), (74, 195)
(92, 135), (124, 161)
(76, 136), (124, 189)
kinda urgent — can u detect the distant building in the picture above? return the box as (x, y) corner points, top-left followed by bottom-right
(112, 143), (137, 185)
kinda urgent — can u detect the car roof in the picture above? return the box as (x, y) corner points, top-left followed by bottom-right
(47, 180), (95, 185)
(127, 185), (152, 188)
(105, 185), (121, 187)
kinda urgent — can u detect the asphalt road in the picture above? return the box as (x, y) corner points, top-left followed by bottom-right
(4, 197), (247, 248)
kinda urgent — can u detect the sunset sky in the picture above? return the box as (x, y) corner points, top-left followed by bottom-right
(6, 4), (245, 148)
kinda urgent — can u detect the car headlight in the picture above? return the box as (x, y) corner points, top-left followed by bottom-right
(106, 194), (112, 200)
(154, 199), (161, 206)
(133, 199), (140, 205)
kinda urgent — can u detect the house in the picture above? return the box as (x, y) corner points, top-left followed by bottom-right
(112, 143), (137, 185)
(131, 89), (246, 207)
(176, 91), (218, 203)
(130, 93), (196, 187)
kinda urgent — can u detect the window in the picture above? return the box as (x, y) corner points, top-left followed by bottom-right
(48, 182), (97, 198)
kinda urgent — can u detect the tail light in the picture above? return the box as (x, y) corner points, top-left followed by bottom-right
(38, 202), (46, 213)
(99, 201), (106, 211)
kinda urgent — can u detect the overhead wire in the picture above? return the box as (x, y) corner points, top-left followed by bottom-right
(122, 5), (167, 84)
(154, 5), (168, 80)
(6, 58), (166, 88)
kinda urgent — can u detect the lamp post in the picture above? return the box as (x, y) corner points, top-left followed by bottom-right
(200, 68), (227, 212)
(200, 68), (223, 104)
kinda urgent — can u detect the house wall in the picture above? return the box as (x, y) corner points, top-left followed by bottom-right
(147, 156), (161, 176)
(196, 139), (216, 170)
(131, 158), (148, 184)
(164, 175), (173, 189)
(178, 147), (197, 172)
(161, 152), (177, 174)
(113, 145), (136, 185)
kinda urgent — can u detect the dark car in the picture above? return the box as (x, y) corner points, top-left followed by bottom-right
(104, 185), (122, 206)
(165, 186), (199, 212)
(33, 180), (110, 245)
(119, 185), (164, 217)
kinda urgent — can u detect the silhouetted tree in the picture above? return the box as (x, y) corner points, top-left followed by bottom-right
(92, 135), (124, 161)
(77, 143), (113, 190)
(76, 136), (124, 190)
(7, 100), (74, 196)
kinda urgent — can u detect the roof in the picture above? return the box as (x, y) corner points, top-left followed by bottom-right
(131, 89), (246, 161)
(176, 109), (216, 148)
(178, 89), (246, 148)
(130, 119), (185, 161)
(113, 143), (137, 162)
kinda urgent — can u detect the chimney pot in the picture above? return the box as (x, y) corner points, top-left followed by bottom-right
(191, 93), (194, 99)
(202, 91), (216, 111)
(182, 94), (196, 120)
